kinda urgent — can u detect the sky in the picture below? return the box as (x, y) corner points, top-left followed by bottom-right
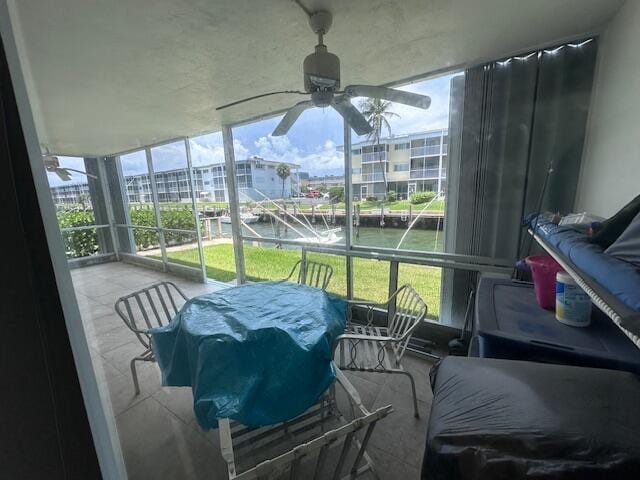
(48, 72), (459, 187)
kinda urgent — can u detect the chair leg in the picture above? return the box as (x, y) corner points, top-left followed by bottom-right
(400, 370), (420, 418)
(130, 357), (142, 396)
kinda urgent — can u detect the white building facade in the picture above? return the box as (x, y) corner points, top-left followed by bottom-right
(51, 157), (300, 206)
(351, 129), (448, 200)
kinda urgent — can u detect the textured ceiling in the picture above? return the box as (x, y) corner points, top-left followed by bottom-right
(8, 0), (624, 156)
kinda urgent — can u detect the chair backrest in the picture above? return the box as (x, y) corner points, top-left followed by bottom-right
(114, 281), (188, 349)
(286, 259), (333, 290)
(387, 284), (427, 357)
(233, 405), (392, 480)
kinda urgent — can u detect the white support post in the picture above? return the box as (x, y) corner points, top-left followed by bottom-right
(222, 125), (246, 284)
(184, 137), (207, 282)
(344, 119), (354, 299)
(145, 147), (168, 268)
(438, 130), (445, 194)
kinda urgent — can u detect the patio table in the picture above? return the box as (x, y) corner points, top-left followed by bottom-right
(150, 281), (347, 429)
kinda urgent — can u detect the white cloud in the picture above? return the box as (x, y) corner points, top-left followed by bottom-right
(189, 134), (249, 167)
(253, 135), (343, 176)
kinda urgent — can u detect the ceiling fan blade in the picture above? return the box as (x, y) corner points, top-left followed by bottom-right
(332, 97), (373, 136)
(54, 168), (72, 182)
(65, 167), (98, 180)
(344, 85), (431, 109)
(272, 100), (313, 136)
(216, 90), (308, 110)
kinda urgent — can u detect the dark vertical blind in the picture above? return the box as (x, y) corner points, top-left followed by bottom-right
(451, 39), (598, 261)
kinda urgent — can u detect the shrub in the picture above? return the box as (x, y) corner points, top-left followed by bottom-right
(385, 190), (398, 202)
(130, 207), (199, 249)
(57, 210), (100, 258)
(129, 208), (158, 249)
(365, 196), (378, 202)
(410, 191), (437, 205)
(328, 186), (344, 203)
(57, 205), (204, 256)
(161, 208), (198, 245)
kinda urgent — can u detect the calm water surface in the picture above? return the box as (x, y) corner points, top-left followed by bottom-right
(220, 221), (444, 252)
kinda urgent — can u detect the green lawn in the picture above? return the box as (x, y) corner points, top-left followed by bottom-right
(167, 244), (441, 319)
(314, 199), (445, 213)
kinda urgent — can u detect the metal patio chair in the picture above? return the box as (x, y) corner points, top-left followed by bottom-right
(114, 281), (188, 394)
(335, 284), (430, 418)
(219, 369), (392, 480)
(285, 259), (333, 290)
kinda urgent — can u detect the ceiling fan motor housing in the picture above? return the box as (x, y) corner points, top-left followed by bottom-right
(303, 44), (340, 94)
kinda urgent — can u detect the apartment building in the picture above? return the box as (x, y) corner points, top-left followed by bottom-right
(49, 182), (92, 206)
(351, 129), (448, 200)
(50, 157), (300, 206)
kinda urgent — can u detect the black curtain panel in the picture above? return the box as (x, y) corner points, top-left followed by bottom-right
(449, 38), (597, 261)
(442, 39), (597, 328)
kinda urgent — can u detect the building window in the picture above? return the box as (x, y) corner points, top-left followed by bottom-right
(394, 143), (410, 151)
(351, 148), (362, 155)
(362, 144), (387, 154)
(352, 167), (361, 174)
(394, 163), (410, 172)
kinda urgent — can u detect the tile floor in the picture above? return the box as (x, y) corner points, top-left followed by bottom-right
(71, 261), (435, 480)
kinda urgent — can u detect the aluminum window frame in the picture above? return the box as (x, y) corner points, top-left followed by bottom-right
(219, 82), (513, 322)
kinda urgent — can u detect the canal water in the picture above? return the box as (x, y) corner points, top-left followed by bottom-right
(220, 221), (444, 252)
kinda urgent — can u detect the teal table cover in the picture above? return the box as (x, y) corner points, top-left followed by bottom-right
(150, 281), (347, 429)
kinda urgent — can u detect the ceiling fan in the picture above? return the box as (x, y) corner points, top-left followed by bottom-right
(43, 154), (97, 182)
(216, 7), (431, 137)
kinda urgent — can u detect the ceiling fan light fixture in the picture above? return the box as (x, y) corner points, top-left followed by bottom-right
(303, 44), (340, 92)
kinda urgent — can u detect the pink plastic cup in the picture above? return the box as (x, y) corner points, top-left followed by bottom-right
(525, 255), (564, 310)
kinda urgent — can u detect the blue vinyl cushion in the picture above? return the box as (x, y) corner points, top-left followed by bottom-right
(533, 219), (640, 312)
(150, 281), (347, 429)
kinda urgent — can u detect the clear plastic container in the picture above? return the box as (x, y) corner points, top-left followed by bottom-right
(556, 271), (591, 327)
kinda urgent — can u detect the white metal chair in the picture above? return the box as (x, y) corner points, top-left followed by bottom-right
(335, 284), (429, 418)
(285, 259), (333, 290)
(114, 281), (188, 394)
(219, 369), (391, 480)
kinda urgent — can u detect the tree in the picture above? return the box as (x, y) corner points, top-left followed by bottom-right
(328, 186), (344, 203)
(78, 193), (90, 210)
(276, 163), (291, 199)
(359, 98), (399, 196)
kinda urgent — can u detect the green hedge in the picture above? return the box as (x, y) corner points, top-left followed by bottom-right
(57, 210), (100, 258)
(409, 191), (436, 205)
(58, 206), (200, 257)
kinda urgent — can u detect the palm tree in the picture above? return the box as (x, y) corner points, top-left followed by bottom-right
(359, 98), (399, 196)
(276, 163), (291, 199)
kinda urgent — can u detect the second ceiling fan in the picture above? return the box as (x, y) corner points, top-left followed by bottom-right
(216, 7), (431, 137)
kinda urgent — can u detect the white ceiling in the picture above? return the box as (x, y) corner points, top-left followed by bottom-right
(8, 0), (624, 156)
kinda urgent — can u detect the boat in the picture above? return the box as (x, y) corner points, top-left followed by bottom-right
(220, 213), (260, 224)
(293, 228), (342, 245)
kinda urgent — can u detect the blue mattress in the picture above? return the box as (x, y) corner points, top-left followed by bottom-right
(531, 218), (640, 312)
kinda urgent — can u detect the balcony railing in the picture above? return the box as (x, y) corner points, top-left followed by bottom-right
(361, 173), (385, 182)
(409, 168), (445, 179)
(410, 145), (441, 157)
(361, 151), (388, 163)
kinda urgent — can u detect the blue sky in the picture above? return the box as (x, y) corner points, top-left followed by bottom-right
(49, 72), (459, 186)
